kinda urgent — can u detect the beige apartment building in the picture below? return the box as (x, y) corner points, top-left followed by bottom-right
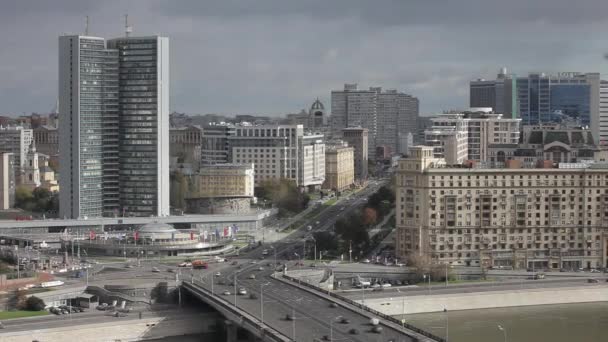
(192, 163), (254, 198)
(323, 144), (354, 192)
(185, 163), (255, 215)
(396, 146), (608, 270)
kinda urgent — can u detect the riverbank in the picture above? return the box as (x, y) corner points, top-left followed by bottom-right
(359, 283), (608, 314)
(399, 302), (608, 342)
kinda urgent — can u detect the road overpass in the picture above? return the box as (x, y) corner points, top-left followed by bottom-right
(0, 211), (273, 229)
(182, 261), (445, 342)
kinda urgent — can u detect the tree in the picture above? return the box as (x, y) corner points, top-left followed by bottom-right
(24, 296), (46, 311)
(14, 186), (33, 209)
(255, 179), (309, 215)
(313, 231), (338, 254)
(361, 207), (378, 226)
(8, 289), (27, 310)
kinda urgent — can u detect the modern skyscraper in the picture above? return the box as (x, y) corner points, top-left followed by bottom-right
(59, 34), (169, 219)
(331, 84), (418, 158)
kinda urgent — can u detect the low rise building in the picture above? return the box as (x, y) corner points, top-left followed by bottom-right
(186, 164), (254, 214)
(489, 124), (599, 167)
(396, 145), (608, 270)
(323, 143), (354, 192)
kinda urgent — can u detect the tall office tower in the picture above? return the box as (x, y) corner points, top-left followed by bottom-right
(377, 89), (419, 153)
(107, 36), (170, 217)
(331, 84), (377, 157)
(59, 36), (114, 219)
(331, 84), (418, 158)
(59, 35), (169, 219)
(342, 127), (368, 181)
(470, 68), (510, 114)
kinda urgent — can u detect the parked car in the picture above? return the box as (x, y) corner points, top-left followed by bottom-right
(588, 278), (600, 283)
(151, 267), (160, 273)
(238, 288), (247, 295)
(222, 291), (231, 295)
(248, 274), (256, 280)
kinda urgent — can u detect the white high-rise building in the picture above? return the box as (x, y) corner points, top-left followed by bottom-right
(59, 35), (169, 219)
(0, 126), (33, 181)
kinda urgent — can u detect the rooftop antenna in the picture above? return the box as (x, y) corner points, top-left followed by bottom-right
(124, 14), (132, 37)
(85, 16), (89, 36)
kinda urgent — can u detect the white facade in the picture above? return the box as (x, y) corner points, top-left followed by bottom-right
(425, 114), (469, 164)
(0, 126), (33, 181)
(230, 124), (325, 189)
(425, 112), (520, 164)
(299, 134), (325, 189)
(59, 35), (169, 219)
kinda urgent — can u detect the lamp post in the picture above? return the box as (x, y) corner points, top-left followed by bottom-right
(423, 274), (431, 295)
(498, 324), (507, 342)
(330, 316), (342, 341)
(260, 282), (270, 325)
(397, 289), (405, 327)
(233, 271), (238, 307)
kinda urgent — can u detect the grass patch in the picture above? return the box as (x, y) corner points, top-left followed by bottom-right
(0, 310), (49, 320)
(25, 288), (51, 295)
(324, 198), (337, 206)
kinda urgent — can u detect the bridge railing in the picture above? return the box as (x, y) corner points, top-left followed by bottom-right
(281, 274), (446, 342)
(183, 281), (292, 342)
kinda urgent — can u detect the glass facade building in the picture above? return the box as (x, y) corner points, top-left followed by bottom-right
(59, 35), (169, 219)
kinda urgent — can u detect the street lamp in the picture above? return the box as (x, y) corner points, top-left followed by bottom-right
(330, 315), (342, 341)
(497, 324), (507, 342)
(260, 282), (270, 325)
(423, 274), (431, 295)
(397, 289), (405, 327)
(233, 271), (239, 307)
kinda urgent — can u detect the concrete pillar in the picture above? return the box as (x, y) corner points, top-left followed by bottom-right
(225, 320), (237, 342)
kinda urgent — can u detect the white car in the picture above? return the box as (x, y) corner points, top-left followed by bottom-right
(238, 288), (247, 295)
(381, 283), (392, 288)
(215, 272), (221, 277)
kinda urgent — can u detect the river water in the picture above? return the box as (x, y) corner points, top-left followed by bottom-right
(397, 302), (608, 342)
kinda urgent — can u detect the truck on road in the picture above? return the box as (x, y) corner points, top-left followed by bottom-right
(192, 260), (209, 269)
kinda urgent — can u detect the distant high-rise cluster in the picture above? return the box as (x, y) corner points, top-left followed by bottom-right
(58, 34), (169, 219)
(330, 84), (419, 159)
(470, 69), (604, 144)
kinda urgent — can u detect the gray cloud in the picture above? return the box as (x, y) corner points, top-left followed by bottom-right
(1, 0), (608, 116)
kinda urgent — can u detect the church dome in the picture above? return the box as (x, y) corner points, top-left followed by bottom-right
(310, 98), (324, 111)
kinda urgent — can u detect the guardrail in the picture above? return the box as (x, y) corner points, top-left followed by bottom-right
(183, 280), (292, 342)
(281, 273), (446, 342)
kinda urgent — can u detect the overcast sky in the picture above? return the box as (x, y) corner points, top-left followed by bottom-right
(2, 0), (608, 116)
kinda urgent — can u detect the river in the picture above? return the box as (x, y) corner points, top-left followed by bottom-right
(397, 302), (608, 342)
